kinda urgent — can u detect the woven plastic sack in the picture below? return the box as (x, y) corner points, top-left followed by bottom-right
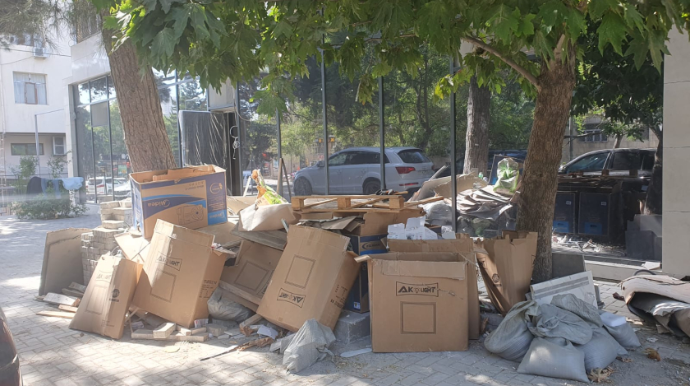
(551, 294), (603, 328)
(207, 288), (253, 322)
(484, 300), (538, 362)
(495, 158), (519, 193)
(518, 337), (589, 383)
(527, 304), (593, 345)
(576, 327), (627, 372)
(283, 319), (335, 373)
(604, 323), (641, 348)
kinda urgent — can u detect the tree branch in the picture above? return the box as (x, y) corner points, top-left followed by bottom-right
(553, 34), (566, 62)
(462, 36), (540, 91)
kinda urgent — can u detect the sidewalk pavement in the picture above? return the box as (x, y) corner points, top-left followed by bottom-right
(1, 210), (689, 386)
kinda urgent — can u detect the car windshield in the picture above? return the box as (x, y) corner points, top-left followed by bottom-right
(566, 153), (608, 173)
(397, 149), (430, 163)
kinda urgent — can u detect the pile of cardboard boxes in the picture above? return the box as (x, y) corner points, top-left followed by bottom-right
(37, 164), (541, 362)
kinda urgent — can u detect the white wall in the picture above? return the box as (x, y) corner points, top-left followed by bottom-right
(662, 30), (690, 278)
(0, 29), (72, 135)
(2, 133), (67, 177)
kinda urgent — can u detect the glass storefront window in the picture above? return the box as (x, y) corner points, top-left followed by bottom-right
(90, 77), (108, 102)
(77, 82), (90, 105)
(178, 79), (207, 111)
(107, 75), (116, 99)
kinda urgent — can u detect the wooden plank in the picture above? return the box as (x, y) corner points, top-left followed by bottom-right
(336, 197), (352, 209)
(300, 198), (337, 209)
(62, 288), (84, 298)
(37, 310), (74, 319)
(291, 197), (306, 210)
(405, 196), (445, 207)
(58, 305), (78, 313)
(153, 322), (176, 339)
(239, 314), (264, 336)
(68, 282), (87, 292)
(43, 293), (79, 307)
(349, 197), (388, 209)
(387, 196), (405, 209)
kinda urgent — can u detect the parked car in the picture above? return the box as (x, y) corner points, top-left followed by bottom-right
(437, 149), (528, 178)
(559, 148), (655, 176)
(0, 306), (21, 385)
(86, 177), (128, 196)
(293, 147), (435, 195)
(113, 177), (132, 198)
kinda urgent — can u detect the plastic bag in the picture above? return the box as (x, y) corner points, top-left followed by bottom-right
(495, 158), (519, 194)
(252, 169), (287, 206)
(527, 304), (593, 345)
(283, 319), (336, 373)
(484, 300), (539, 362)
(518, 337), (589, 383)
(576, 327), (627, 372)
(551, 294), (603, 328)
(207, 288), (253, 322)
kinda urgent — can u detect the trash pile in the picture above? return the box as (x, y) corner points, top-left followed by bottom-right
(33, 162), (650, 380)
(485, 294), (641, 383)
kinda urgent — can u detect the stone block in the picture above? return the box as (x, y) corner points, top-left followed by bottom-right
(101, 220), (127, 230)
(551, 251), (586, 278)
(334, 310), (370, 344)
(99, 201), (121, 209)
(626, 230), (657, 260)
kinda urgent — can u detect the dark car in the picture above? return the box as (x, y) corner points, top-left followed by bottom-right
(437, 149), (528, 178)
(0, 307), (21, 385)
(559, 148), (655, 176)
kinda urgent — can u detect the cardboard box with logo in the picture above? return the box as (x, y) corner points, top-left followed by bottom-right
(70, 255), (141, 339)
(356, 252), (469, 352)
(219, 239), (283, 311)
(387, 237), (481, 339)
(130, 165), (228, 239)
(132, 220), (227, 327)
(257, 226), (360, 332)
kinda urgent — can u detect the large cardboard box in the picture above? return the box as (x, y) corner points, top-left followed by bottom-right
(219, 239), (283, 311)
(387, 237), (481, 339)
(343, 233), (387, 313)
(70, 255), (141, 339)
(132, 220), (227, 327)
(130, 165), (228, 239)
(359, 252), (469, 352)
(478, 231), (537, 316)
(257, 226), (360, 332)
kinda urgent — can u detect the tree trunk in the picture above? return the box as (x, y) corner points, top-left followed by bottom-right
(464, 76), (491, 176)
(516, 49), (577, 283)
(644, 128), (663, 215)
(100, 16), (177, 172)
(613, 134), (623, 149)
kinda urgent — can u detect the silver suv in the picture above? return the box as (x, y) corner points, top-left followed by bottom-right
(293, 147), (435, 195)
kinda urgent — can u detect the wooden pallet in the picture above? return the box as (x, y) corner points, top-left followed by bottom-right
(292, 195), (406, 213)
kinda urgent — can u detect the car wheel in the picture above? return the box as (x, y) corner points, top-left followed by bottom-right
(363, 179), (381, 195)
(294, 178), (312, 196)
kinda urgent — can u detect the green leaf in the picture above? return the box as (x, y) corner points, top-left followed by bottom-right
(273, 21), (293, 38)
(517, 14), (536, 37)
(159, 0), (180, 14)
(537, 0), (566, 28)
(589, 0), (619, 20)
(170, 6), (191, 40)
(597, 13), (627, 55)
(647, 29), (670, 70)
(141, 0), (157, 12)
(151, 27), (175, 58)
(564, 9), (586, 39)
(102, 16), (120, 31)
(490, 5), (520, 41)
(624, 35), (649, 69)
(623, 4), (645, 33)
(190, 5), (210, 40)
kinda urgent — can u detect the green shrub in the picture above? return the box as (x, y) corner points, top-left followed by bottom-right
(12, 195), (87, 219)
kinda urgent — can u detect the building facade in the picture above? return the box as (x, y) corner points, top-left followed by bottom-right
(0, 29), (72, 181)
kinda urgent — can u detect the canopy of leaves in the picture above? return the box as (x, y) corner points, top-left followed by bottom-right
(105, 0), (689, 114)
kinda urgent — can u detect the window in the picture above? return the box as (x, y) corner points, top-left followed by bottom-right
(53, 137), (65, 155)
(611, 151), (642, 170)
(565, 152), (609, 173)
(11, 143), (44, 156)
(397, 149), (431, 163)
(582, 129), (608, 142)
(14, 73), (47, 105)
(349, 151), (390, 165)
(328, 152), (349, 166)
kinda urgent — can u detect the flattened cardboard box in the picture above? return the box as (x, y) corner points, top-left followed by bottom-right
(70, 255), (141, 339)
(387, 237), (481, 339)
(130, 165), (228, 239)
(220, 239), (283, 311)
(360, 252), (469, 352)
(257, 226), (360, 332)
(132, 220), (226, 328)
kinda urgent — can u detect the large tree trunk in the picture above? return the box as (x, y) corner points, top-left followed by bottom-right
(644, 128), (663, 215)
(464, 76), (491, 176)
(516, 49), (577, 283)
(100, 18), (177, 172)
